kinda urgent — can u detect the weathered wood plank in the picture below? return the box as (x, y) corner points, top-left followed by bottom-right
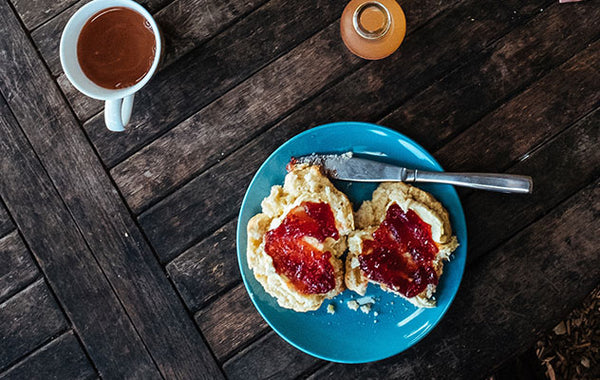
(10, 0), (77, 30)
(0, 202), (13, 239)
(224, 332), (322, 380)
(115, 0), (585, 216)
(0, 95), (162, 378)
(31, 0), (264, 77)
(130, 0), (173, 12)
(464, 106), (600, 262)
(308, 178), (600, 379)
(138, 134), (266, 261)
(38, 0), (225, 120)
(30, 0), (88, 76)
(167, 218), (239, 309)
(113, 21), (362, 214)
(435, 39), (600, 172)
(138, 0), (552, 261)
(156, 0), (267, 68)
(83, 0), (351, 168)
(55, 0), (456, 124)
(56, 74), (102, 121)
(0, 231), (39, 304)
(0, 3), (222, 378)
(0, 331), (96, 380)
(52, 0), (269, 121)
(0, 279), (68, 371)
(195, 283), (269, 361)
(380, 2), (600, 151)
(226, 0), (552, 133)
(191, 106), (599, 372)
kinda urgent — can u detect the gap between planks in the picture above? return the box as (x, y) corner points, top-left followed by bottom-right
(84, 0), (461, 172)
(0, 195), (102, 376)
(193, 85), (600, 367)
(150, 0), (587, 266)
(0, 330), (97, 380)
(0, 3), (224, 377)
(126, 0), (561, 223)
(116, 0), (486, 217)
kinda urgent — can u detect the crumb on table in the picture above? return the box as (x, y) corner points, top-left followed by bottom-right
(347, 300), (359, 311)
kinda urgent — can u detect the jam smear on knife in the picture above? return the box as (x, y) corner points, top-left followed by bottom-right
(265, 202), (339, 294)
(359, 203), (439, 297)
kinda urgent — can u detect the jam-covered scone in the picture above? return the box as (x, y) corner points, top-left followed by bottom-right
(346, 183), (458, 308)
(247, 164), (354, 312)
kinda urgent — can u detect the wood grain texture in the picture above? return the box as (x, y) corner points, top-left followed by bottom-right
(464, 106), (600, 262)
(233, 0), (552, 132)
(51, 0), (268, 122)
(0, 231), (39, 304)
(221, 95), (600, 375)
(167, 218), (239, 309)
(31, 0), (264, 77)
(32, 0), (186, 121)
(10, 0), (77, 30)
(30, 0), (87, 76)
(0, 331), (96, 380)
(84, 0), (348, 168)
(183, 4), (596, 372)
(0, 279), (68, 371)
(0, 95), (162, 379)
(54, 0), (455, 124)
(308, 178), (600, 379)
(380, 2), (600, 151)
(114, 21), (361, 214)
(0, 202), (13, 239)
(157, 0), (267, 68)
(138, 0), (551, 261)
(224, 331), (322, 380)
(195, 283), (269, 361)
(114, 0), (584, 215)
(56, 74), (102, 121)
(435, 39), (600, 173)
(108, 0), (469, 211)
(187, 103), (598, 369)
(0, 3), (222, 378)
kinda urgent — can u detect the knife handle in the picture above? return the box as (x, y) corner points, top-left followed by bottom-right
(408, 170), (533, 194)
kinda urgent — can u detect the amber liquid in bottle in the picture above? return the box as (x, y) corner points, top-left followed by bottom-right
(340, 0), (406, 60)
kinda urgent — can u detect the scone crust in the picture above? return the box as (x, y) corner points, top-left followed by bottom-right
(247, 165), (354, 312)
(346, 182), (458, 307)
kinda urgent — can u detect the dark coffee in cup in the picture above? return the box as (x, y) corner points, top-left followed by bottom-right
(77, 7), (156, 89)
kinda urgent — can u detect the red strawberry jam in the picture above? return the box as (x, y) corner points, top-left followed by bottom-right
(265, 202), (339, 294)
(359, 203), (439, 298)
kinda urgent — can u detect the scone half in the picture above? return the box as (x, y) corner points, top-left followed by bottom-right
(247, 164), (354, 312)
(346, 182), (458, 308)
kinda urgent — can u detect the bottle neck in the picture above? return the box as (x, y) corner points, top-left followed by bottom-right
(353, 1), (391, 40)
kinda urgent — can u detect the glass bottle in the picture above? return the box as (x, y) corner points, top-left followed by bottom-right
(340, 0), (406, 60)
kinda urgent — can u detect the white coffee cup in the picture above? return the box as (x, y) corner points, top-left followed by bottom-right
(60, 0), (161, 132)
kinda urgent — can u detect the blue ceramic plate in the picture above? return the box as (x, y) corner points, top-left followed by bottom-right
(236, 122), (467, 363)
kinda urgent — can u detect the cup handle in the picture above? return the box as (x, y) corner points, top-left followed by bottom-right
(105, 94), (134, 132)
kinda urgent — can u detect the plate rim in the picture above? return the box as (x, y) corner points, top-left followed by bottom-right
(236, 121), (467, 363)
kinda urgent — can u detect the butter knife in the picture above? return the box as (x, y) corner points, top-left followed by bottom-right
(295, 153), (533, 194)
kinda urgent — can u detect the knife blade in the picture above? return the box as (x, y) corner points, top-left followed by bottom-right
(294, 153), (410, 182)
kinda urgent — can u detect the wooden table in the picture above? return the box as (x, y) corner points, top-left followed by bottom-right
(0, 0), (598, 378)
